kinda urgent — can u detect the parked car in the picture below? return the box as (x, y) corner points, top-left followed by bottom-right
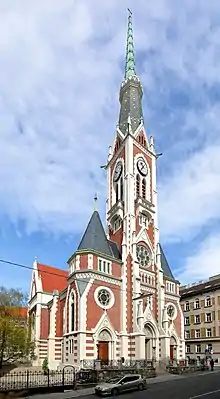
(94, 374), (147, 396)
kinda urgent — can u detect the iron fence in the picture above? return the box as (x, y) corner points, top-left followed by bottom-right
(0, 368), (76, 391)
(81, 359), (153, 370)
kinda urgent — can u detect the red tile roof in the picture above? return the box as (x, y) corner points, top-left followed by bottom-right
(37, 263), (68, 294)
(0, 306), (28, 318)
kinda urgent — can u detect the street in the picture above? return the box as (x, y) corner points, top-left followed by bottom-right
(81, 371), (220, 399)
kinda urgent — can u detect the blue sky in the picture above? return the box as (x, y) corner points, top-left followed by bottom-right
(1, 0), (220, 292)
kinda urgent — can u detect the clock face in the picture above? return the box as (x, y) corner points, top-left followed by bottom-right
(113, 162), (122, 182)
(137, 158), (148, 176)
(167, 304), (175, 318)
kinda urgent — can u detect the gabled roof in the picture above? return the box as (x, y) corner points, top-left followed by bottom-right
(77, 211), (121, 259)
(37, 263), (68, 294)
(159, 244), (174, 280)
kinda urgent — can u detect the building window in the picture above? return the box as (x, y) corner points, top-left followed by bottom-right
(69, 291), (75, 333)
(196, 344), (201, 353)
(146, 295), (153, 310)
(142, 178), (146, 199)
(98, 258), (111, 275)
(194, 315), (200, 324)
(205, 296), (211, 307)
(185, 331), (190, 339)
(195, 299), (200, 309)
(206, 313), (212, 323)
(166, 281), (175, 293)
(120, 178), (123, 201)
(185, 301), (190, 311)
(71, 303), (75, 331)
(136, 174), (140, 197)
(195, 329), (200, 338)
(207, 344), (212, 353)
(186, 344), (191, 353)
(115, 183), (119, 202)
(139, 214), (149, 228)
(113, 217), (121, 232)
(69, 339), (74, 354)
(185, 316), (190, 326)
(206, 328), (212, 338)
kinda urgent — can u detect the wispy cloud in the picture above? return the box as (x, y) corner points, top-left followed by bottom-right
(1, 0), (220, 283)
(177, 232), (220, 284)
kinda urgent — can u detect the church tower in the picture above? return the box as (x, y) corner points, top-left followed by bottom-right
(106, 10), (185, 361)
(28, 10), (185, 370)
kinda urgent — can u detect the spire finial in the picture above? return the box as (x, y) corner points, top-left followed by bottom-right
(94, 193), (98, 211)
(125, 9), (136, 79)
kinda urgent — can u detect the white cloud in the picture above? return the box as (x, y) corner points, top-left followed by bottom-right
(176, 233), (220, 284)
(159, 142), (220, 243)
(0, 0), (220, 248)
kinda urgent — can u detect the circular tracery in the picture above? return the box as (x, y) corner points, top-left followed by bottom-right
(97, 289), (111, 306)
(136, 245), (151, 267)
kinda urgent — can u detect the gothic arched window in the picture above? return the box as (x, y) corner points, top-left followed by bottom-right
(136, 174), (140, 197)
(115, 183), (119, 202)
(142, 178), (146, 199)
(69, 292), (75, 332)
(120, 177), (123, 201)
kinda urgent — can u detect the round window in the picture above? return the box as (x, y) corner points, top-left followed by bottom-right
(136, 245), (151, 267)
(98, 289), (111, 306)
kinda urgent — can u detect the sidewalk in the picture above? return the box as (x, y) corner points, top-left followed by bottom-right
(26, 370), (220, 399)
(26, 373), (185, 399)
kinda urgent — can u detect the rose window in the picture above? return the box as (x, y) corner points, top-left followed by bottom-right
(136, 245), (151, 267)
(167, 304), (175, 318)
(98, 289), (111, 306)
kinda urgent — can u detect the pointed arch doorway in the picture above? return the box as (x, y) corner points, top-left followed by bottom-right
(170, 336), (177, 361)
(97, 329), (112, 364)
(144, 323), (156, 360)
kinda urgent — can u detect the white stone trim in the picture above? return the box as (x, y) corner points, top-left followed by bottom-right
(165, 294), (180, 301)
(133, 152), (151, 202)
(111, 156), (125, 206)
(74, 272), (121, 286)
(135, 226), (154, 257)
(97, 257), (112, 275)
(94, 286), (115, 310)
(68, 289), (76, 333)
(88, 254), (93, 270)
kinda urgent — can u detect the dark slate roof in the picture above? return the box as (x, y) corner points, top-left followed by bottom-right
(159, 244), (174, 280)
(108, 240), (122, 260)
(180, 275), (220, 299)
(77, 211), (121, 260)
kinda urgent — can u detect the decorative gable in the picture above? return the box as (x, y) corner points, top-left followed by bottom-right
(92, 311), (117, 340)
(136, 226), (154, 254)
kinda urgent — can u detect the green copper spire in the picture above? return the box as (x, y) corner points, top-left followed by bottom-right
(125, 9), (136, 79)
(118, 10), (143, 135)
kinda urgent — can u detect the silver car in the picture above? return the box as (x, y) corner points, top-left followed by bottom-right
(94, 374), (147, 396)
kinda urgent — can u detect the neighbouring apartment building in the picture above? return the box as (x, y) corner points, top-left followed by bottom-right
(180, 274), (220, 363)
(28, 12), (185, 370)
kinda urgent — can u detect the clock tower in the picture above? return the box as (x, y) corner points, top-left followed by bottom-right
(105, 10), (185, 361)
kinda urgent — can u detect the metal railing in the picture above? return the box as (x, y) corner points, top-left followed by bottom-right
(81, 359), (154, 369)
(0, 368), (75, 391)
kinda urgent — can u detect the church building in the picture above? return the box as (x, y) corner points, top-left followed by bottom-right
(28, 12), (185, 370)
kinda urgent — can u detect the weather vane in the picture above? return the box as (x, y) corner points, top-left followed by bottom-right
(127, 8), (132, 15)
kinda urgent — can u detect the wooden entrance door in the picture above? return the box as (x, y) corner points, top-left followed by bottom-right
(98, 341), (109, 364)
(170, 345), (174, 361)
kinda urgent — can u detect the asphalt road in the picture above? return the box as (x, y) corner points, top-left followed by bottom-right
(84, 371), (220, 399)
